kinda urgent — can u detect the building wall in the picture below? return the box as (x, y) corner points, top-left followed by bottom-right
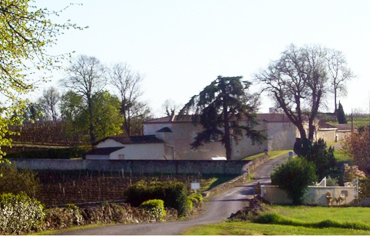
(266, 122), (296, 151)
(317, 129), (337, 143)
(144, 121), (298, 160)
(336, 130), (351, 142)
(109, 143), (166, 160)
(262, 185), (355, 206)
(97, 139), (124, 148)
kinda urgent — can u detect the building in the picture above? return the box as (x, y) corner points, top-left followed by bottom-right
(143, 113), (297, 160)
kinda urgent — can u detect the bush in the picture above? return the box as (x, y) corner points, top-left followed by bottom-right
(305, 139), (336, 180)
(187, 193), (203, 207)
(0, 165), (40, 197)
(125, 180), (189, 216)
(0, 192), (45, 234)
(271, 157), (317, 205)
(140, 199), (166, 221)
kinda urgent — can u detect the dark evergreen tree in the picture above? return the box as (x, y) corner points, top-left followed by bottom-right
(337, 101), (347, 124)
(179, 76), (265, 160)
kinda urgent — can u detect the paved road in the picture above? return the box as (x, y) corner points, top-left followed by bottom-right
(58, 156), (287, 235)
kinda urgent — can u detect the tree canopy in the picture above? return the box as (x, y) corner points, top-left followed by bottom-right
(179, 76), (264, 160)
(255, 44), (329, 155)
(0, 0), (83, 159)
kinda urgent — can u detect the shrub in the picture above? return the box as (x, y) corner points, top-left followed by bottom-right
(0, 192), (45, 234)
(271, 157), (317, 205)
(125, 180), (189, 216)
(140, 199), (166, 221)
(305, 139), (336, 180)
(187, 193), (203, 207)
(0, 165), (40, 197)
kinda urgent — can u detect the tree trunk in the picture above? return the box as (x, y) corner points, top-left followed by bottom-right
(220, 77), (232, 160)
(88, 96), (96, 147)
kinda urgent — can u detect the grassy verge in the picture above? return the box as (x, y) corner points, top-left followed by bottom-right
(243, 150), (291, 161)
(183, 205), (370, 235)
(199, 174), (239, 192)
(334, 148), (352, 162)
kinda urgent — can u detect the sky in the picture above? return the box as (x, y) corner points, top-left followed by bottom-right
(32, 0), (370, 117)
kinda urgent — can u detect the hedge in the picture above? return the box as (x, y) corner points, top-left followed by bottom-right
(140, 199), (166, 221)
(125, 180), (189, 216)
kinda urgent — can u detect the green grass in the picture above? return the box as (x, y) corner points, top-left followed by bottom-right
(334, 148), (352, 162)
(183, 205), (370, 235)
(243, 150), (291, 161)
(183, 221), (370, 235)
(199, 174), (238, 192)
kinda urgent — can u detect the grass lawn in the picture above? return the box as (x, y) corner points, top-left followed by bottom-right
(334, 148), (352, 162)
(243, 150), (291, 161)
(183, 205), (370, 235)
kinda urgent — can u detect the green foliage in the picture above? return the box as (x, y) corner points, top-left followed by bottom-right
(60, 90), (123, 143)
(140, 199), (166, 221)
(271, 157), (317, 205)
(6, 146), (89, 159)
(179, 76), (264, 160)
(0, 165), (40, 197)
(337, 102), (347, 124)
(187, 193), (203, 208)
(125, 180), (189, 216)
(0, 0), (84, 161)
(0, 192), (45, 234)
(305, 139), (336, 180)
(186, 198), (193, 213)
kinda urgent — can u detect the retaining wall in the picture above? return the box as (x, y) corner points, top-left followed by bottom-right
(8, 158), (250, 175)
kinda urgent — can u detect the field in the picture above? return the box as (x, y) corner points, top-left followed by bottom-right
(183, 205), (370, 235)
(35, 170), (238, 207)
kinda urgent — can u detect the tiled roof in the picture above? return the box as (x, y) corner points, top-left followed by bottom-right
(256, 113), (291, 122)
(85, 147), (123, 155)
(318, 120), (337, 129)
(95, 135), (164, 145)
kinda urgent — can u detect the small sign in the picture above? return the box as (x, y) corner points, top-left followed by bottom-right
(191, 182), (200, 190)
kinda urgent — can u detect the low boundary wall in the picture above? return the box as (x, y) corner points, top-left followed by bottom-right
(8, 158), (250, 175)
(262, 185), (356, 206)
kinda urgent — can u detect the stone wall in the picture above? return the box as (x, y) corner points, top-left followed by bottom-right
(9, 159), (250, 175)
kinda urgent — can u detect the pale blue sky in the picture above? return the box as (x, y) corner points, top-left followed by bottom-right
(33, 0), (370, 116)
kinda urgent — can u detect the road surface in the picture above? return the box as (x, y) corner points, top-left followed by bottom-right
(58, 155), (287, 235)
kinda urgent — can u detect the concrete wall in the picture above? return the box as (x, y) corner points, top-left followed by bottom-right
(266, 122), (296, 151)
(262, 185), (356, 206)
(317, 129), (337, 143)
(9, 159), (250, 175)
(336, 130), (350, 142)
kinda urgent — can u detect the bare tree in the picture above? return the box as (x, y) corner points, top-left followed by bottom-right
(255, 44), (328, 155)
(38, 87), (60, 121)
(326, 48), (355, 113)
(60, 55), (107, 145)
(109, 63), (147, 136)
(162, 99), (180, 117)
